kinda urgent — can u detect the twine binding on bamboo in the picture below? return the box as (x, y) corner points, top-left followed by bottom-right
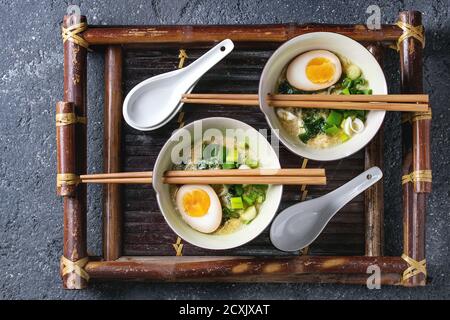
(178, 49), (188, 69)
(390, 21), (425, 51)
(299, 158), (309, 202)
(61, 22), (90, 50)
(412, 109), (432, 122)
(57, 173), (81, 187)
(402, 170), (432, 185)
(401, 254), (426, 283)
(402, 109), (432, 124)
(60, 256), (90, 281)
(172, 237), (184, 256)
(56, 113), (86, 126)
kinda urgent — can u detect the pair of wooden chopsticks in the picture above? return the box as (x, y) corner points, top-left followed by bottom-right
(181, 93), (429, 112)
(80, 168), (326, 185)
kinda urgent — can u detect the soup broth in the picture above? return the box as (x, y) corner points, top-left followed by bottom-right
(171, 137), (268, 235)
(275, 51), (371, 148)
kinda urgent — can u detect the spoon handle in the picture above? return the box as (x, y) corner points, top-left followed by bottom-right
(182, 39), (234, 81)
(323, 166), (383, 215)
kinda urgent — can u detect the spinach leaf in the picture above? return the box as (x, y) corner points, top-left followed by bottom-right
(278, 81), (305, 94)
(222, 207), (240, 221)
(299, 115), (326, 143)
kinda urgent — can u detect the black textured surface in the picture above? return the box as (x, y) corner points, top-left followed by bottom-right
(0, 0), (448, 299)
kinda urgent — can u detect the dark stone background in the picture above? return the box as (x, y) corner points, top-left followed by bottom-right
(0, 0), (448, 299)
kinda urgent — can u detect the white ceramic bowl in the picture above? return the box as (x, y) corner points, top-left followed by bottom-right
(153, 117), (283, 250)
(259, 32), (387, 161)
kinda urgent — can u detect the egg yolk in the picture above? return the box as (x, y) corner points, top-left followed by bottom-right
(305, 57), (335, 84)
(182, 189), (211, 217)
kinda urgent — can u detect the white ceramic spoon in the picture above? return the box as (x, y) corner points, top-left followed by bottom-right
(270, 167), (382, 252)
(123, 39), (234, 131)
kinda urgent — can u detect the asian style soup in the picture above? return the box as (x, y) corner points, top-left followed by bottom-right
(171, 136), (268, 235)
(275, 49), (372, 148)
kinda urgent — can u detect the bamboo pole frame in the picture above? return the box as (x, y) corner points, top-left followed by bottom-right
(57, 11), (429, 289)
(398, 11), (429, 286)
(103, 46), (123, 261)
(85, 256), (407, 284)
(364, 43), (385, 257)
(60, 15), (88, 289)
(83, 24), (403, 45)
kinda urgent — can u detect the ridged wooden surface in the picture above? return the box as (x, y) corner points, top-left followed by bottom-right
(122, 45), (366, 257)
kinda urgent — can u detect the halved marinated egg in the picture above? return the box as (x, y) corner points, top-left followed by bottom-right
(176, 185), (222, 233)
(286, 50), (342, 91)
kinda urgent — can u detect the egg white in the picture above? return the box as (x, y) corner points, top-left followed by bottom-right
(286, 50), (342, 91)
(176, 185), (222, 233)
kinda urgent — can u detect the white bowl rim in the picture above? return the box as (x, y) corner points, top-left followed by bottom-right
(258, 32), (388, 161)
(152, 117), (284, 250)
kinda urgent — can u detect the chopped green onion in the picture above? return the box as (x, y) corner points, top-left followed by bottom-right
(222, 146), (227, 163)
(324, 125), (340, 135)
(326, 110), (343, 126)
(230, 197), (244, 210)
(242, 195), (255, 206)
(342, 78), (353, 88)
(339, 132), (350, 142)
(346, 65), (361, 80)
(341, 87), (350, 95)
(222, 163), (236, 169)
(225, 148), (239, 163)
(256, 195), (265, 204)
(353, 77), (366, 86)
(240, 206), (257, 224)
(245, 159), (259, 168)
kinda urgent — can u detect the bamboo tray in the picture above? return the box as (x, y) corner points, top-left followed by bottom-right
(56, 11), (431, 289)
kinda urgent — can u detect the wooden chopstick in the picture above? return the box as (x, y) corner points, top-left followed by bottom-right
(81, 168), (324, 180)
(83, 176), (326, 185)
(182, 93), (429, 103)
(181, 93), (429, 112)
(80, 168), (326, 185)
(181, 98), (259, 106)
(183, 93), (259, 100)
(85, 177), (152, 184)
(81, 171), (152, 180)
(181, 98), (428, 111)
(163, 176), (326, 185)
(268, 94), (429, 103)
(267, 101), (429, 111)
(164, 168), (325, 177)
